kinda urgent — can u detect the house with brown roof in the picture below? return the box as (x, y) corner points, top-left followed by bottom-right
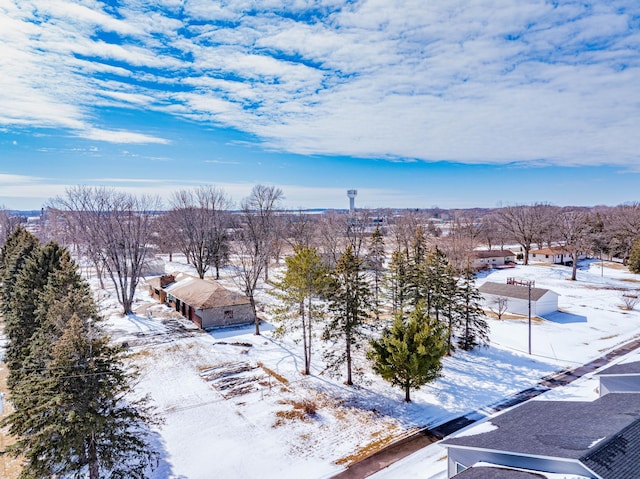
(148, 273), (255, 329)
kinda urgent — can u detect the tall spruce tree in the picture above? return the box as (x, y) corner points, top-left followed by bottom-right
(368, 302), (447, 402)
(324, 245), (371, 385)
(440, 263), (461, 356)
(271, 245), (329, 375)
(386, 249), (410, 317)
(406, 227), (428, 308)
(0, 227), (40, 317)
(1, 243), (159, 479)
(456, 265), (490, 351)
(5, 241), (67, 386)
(424, 246), (452, 322)
(5, 314), (159, 479)
(366, 225), (386, 320)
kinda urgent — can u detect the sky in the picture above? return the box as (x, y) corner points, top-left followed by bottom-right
(1, 0), (639, 211)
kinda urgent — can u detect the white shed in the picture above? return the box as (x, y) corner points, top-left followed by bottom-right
(478, 281), (559, 317)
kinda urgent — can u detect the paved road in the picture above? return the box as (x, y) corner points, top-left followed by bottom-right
(329, 336), (640, 479)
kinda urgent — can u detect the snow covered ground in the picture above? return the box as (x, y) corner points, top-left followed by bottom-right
(98, 258), (640, 479)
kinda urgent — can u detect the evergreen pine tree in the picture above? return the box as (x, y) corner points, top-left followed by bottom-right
(424, 246), (452, 322)
(385, 249), (410, 317)
(5, 314), (159, 479)
(456, 265), (490, 351)
(628, 236), (640, 274)
(440, 264), (461, 356)
(368, 302), (447, 402)
(324, 245), (371, 385)
(1, 244), (159, 479)
(5, 241), (67, 385)
(366, 225), (386, 320)
(271, 245), (329, 375)
(406, 227), (428, 308)
(0, 227), (40, 317)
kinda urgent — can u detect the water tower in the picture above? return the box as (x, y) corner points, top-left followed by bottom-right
(347, 189), (357, 213)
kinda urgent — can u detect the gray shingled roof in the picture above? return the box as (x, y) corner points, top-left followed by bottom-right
(581, 417), (640, 479)
(441, 393), (640, 467)
(478, 281), (552, 301)
(596, 360), (640, 376)
(473, 250), (516, 259)
(454, 466), (546, 479)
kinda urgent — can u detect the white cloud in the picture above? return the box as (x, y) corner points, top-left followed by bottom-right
(80, 128), (170, 144)
(1, 0), (640, 164)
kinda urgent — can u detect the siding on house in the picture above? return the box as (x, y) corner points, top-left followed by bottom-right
(596, 361), (640, 396)
(471, 250), (516, 270)
(529, 247), (587, 265)
(478, 282), (558, 317)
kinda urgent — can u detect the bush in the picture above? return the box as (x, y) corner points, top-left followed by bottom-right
(620, 293), (640, 311)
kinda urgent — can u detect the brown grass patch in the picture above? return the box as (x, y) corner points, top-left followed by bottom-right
(258, 362), (289, 385)
(335, 428), (411, 466)
(273, 399), (318, 427)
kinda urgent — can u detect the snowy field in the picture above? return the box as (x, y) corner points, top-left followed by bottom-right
(98, 258), (640, 479)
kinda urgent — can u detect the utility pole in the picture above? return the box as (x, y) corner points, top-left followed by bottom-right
(528, 281), (532, 355)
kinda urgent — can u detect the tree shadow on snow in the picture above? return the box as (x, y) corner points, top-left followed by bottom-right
(147, 427), (186, 479)
(310, 345), (559, 432)
(206, 320), (276, 339)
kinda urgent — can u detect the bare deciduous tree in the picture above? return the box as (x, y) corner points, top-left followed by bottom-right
(0, 206), (22, 247)
(235, 184), (284, 334)
(488, 296), (509, 320)
(496, 203), (552, 265)
(167, 186), (233, 279)
(608, 203), (640, 263)
(50, 186), (160, 314)
(557, 208), (590, 280)
(241, 184), (284, 283)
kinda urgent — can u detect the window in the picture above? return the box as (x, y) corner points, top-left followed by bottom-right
(455, 462), (467, 474)
(224, 310), (233, 320)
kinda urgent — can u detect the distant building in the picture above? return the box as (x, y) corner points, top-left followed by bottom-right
(471, 250), (516, 271)
(529, 246), (586, 265)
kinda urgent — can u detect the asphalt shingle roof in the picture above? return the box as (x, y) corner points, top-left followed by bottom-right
(581, 417), (640, 479)
(441, 393), (640, 463)
(473, 250), (516, 259)
(454, 466), (546, 479)
(478, 281), (552, 302)
(596, 360), (640, 376)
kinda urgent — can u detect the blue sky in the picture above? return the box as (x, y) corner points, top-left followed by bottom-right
(1, 0), (639, 211)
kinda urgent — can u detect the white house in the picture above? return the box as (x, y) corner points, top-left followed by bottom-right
(478, 281), (559, 317)
(471, 250), (516, 271)
(529, 246), (586, 265)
